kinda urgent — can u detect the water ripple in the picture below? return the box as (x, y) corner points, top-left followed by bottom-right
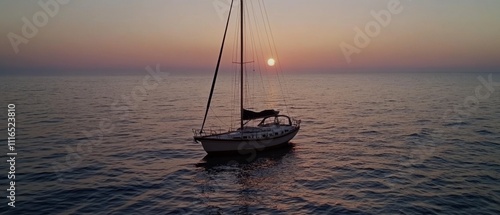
(1, 74), (499, 214)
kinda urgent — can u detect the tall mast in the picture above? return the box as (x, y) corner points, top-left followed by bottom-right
(240, 0), (244, 131)
(199, 0), (234, 133)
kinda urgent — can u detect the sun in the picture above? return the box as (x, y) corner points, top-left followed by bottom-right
(267, 58), (275, 66)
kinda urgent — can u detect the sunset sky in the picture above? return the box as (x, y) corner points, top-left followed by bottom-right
(1, 0), (500, 75)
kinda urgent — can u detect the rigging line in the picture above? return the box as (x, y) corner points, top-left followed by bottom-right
(210, 107), (229, 128)
(240, 0), (244, 131)
(244, 2), (256, 109)
(257, 0), (277, 108)
(232, 6), (241, 67)
(246, 2), (254, 107)
(200, 0), (235, 133)
(257, 0), (274, 61)
(245, 64), (249, 107)
(249, 0), (269, 107)
(261, 0), (292, 115)
(244, 2), (249, 108)
(231, 66), (239, 130)
(249, 0), (270, 106)
(230, 68), (235, 130)
(231, 8), (241, 130)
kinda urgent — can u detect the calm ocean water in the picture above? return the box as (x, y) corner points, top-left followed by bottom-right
(1, 72), (499, 214)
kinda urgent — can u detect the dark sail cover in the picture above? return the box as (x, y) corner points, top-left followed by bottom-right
(243, 109), (279, 120)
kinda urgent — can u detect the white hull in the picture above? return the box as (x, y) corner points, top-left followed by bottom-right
(196, 126), (299, 154)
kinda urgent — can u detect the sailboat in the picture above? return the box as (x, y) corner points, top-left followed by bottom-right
(193, 0), (300, 155)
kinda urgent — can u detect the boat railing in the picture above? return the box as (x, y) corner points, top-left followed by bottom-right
(192, 128), (229, 137)
(193, 118), (300, 137)
(292, 118), (301, 127)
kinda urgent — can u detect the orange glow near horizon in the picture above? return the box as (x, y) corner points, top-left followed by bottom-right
(1, 1), (500, 74)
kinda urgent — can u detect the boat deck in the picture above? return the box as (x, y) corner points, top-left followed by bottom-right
(195, 124), (297, 140)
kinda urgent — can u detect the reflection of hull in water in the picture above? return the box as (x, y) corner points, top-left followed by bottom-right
(196, 142), (295, 169)
(195, 126), (299, 155)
